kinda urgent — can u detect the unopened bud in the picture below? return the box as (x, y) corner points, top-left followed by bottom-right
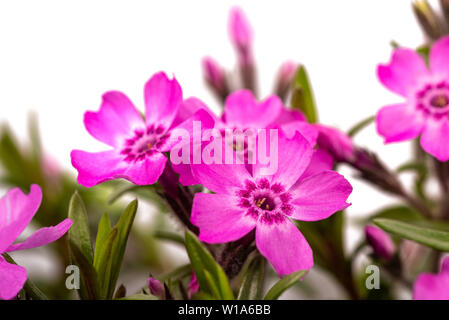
(365, 225), (395, 261)
(228, 7), (253, 55)
(413, 0), (443, 40)
(274, 61), (298, 102)
(202, 57), (229, 103)
(148, 277), (164, 298)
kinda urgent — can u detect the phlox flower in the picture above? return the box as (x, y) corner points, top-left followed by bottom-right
(190, 132), (352, 276)
(0, 185), (72, 300)
(413, 256), (449, 300)
(376, 36), (449, 161)
(71, 72), (213, 187)
(364, 225), (395, 261)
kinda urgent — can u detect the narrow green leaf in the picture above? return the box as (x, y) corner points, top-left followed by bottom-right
(69, 242), (99, 300)
(119, 294), (157, 300)
(264, 270), (307, 300)
(369, 205), (423, 223)
(107, 199), (138, 299)
(348, 115), (375, 137)
(291, 65), (318, 123)
(93, 213), (112, 268)
(153, 230), (185, 245)
(68, 192), (94, 264)
(237, 256), (265, 300)
(374, 218), (449, 251)
(185, 231), (234, 300)
(94, 227), (118, 299)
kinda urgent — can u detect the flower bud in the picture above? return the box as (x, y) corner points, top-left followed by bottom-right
(188, 273), (199, 299)
(148, 277), (164, 298)
(365, 225), (395, 261)
(412, 0), (443, 40)
(202, 57), (229, 102)
(274, 61), (298, 102)
(228, 7), (253, 55)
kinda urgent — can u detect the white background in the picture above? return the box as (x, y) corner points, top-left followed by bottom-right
(0, 1), (435, 254)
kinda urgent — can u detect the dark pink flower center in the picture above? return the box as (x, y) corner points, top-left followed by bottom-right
(416, 81), (449, 117)
(237, 178), (293, 222)
(120, 124), (169, 162)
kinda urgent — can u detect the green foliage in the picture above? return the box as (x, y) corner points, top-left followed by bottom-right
(184, 231), (234, 300)
(290, 65), (318, 123)
(237, 255), (265, 300)
(264, 270), (307, 300)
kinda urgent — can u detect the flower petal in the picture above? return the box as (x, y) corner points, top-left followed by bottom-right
(256, 213), (313, 276)
(6, 219), (73, 252)
(191, 193), (256, 243)
(190, 143), (252, 194)
(376, 103), (424, 143)
(314, 124), (354, 162)
(0, 256), (27, 300)
(123, 152), (168, 186)
(377, 48), (429, 97)
(84, 91), (144, 147)
(281, 121), (318, 146)
(171, 97), (218, 128)
(144, 72), (182, 129)
(224, 90), (282, 129)
(0, 185), (42, 253)
(413, 272), (449, 300)
(290, 171), (352, 221)
(430, 35), (449, 78)
(71, 150), (125, 187)
(272, 108), (306, 125)
(254, 131), (314, 190)
(299, 148), (334, 180)
(420, 117), (449, 161)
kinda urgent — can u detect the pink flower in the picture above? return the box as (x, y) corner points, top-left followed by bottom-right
(148, 277), (164, 299)
(228, 7), (253, 60)
(314, 124), (355, 163)
(190, 132), (352, 276)
(0, 185), (72, 300)
(413, 256), (449, 300)
(188, 273), (199, 299)
(365, 225), (395, 261)
(376, 36), (449, 161)
(71, 72), (212, 187)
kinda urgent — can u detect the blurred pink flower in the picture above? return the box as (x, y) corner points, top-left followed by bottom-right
(228, 6), (253, 63)
(0, 185), (72, 300)
(190, 133), (352, 276)
(148, 277), (164, 299)
(188, 273), (199, 299)
(71, 72), (213, 187)
(376, 35), (449, 161)
(413, 256), (449, 300)
(365, 225), (395, 261)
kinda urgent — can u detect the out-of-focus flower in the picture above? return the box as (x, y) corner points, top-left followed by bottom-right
(376, 36), (449, 161)
(148, 277), (164, 299)
(274, 61), (298, 101)
(228, 6), (253, 63)
(0, 185), (72, 300)
(71, 72), (213, 187)
(188, 273), (199, 299)
(365, 225), (395, 261)
(190, 132), (352, 276)
(413, 256), (449, 300)
(314, 124), (355, 163)
(202, 57), (229, 102)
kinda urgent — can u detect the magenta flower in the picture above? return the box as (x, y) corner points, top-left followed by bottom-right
(413, 256), (449, 300)
(71, 72), (212, 187)
(148, 277), (164, 299)
(190, 133), (352, 276)
(0, 185), (72, 300)
(228, 7), (253, 63)
(365, 225), (395, 261)
(376, 36), (449, 161)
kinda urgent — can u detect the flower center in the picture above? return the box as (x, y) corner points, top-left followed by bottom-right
(430, 94), (449, 108)
(120, 125), (169, 162)
(415, 81), (449, 116)
(236, 178), (292, 219)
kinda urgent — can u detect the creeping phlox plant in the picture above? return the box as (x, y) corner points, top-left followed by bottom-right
(2, 3), (449, 300)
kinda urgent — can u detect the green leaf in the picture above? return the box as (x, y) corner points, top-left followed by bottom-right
(69, 242), (99, 300)
(396, 162), (428, 201)
(184, 231), (234, 300)
(93, 200), (138, 299)
(264, 270), (308, 300)
(374, 218), (449, 251)
(68, 192), (94, 264)
(237, 256), (265, 300)
(369, 205), (424, 223)
(348, 116), (375, 137)
(153, 230), (185, 245)
(93, 213), (112, 268)
(290, 65), (318, 123)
